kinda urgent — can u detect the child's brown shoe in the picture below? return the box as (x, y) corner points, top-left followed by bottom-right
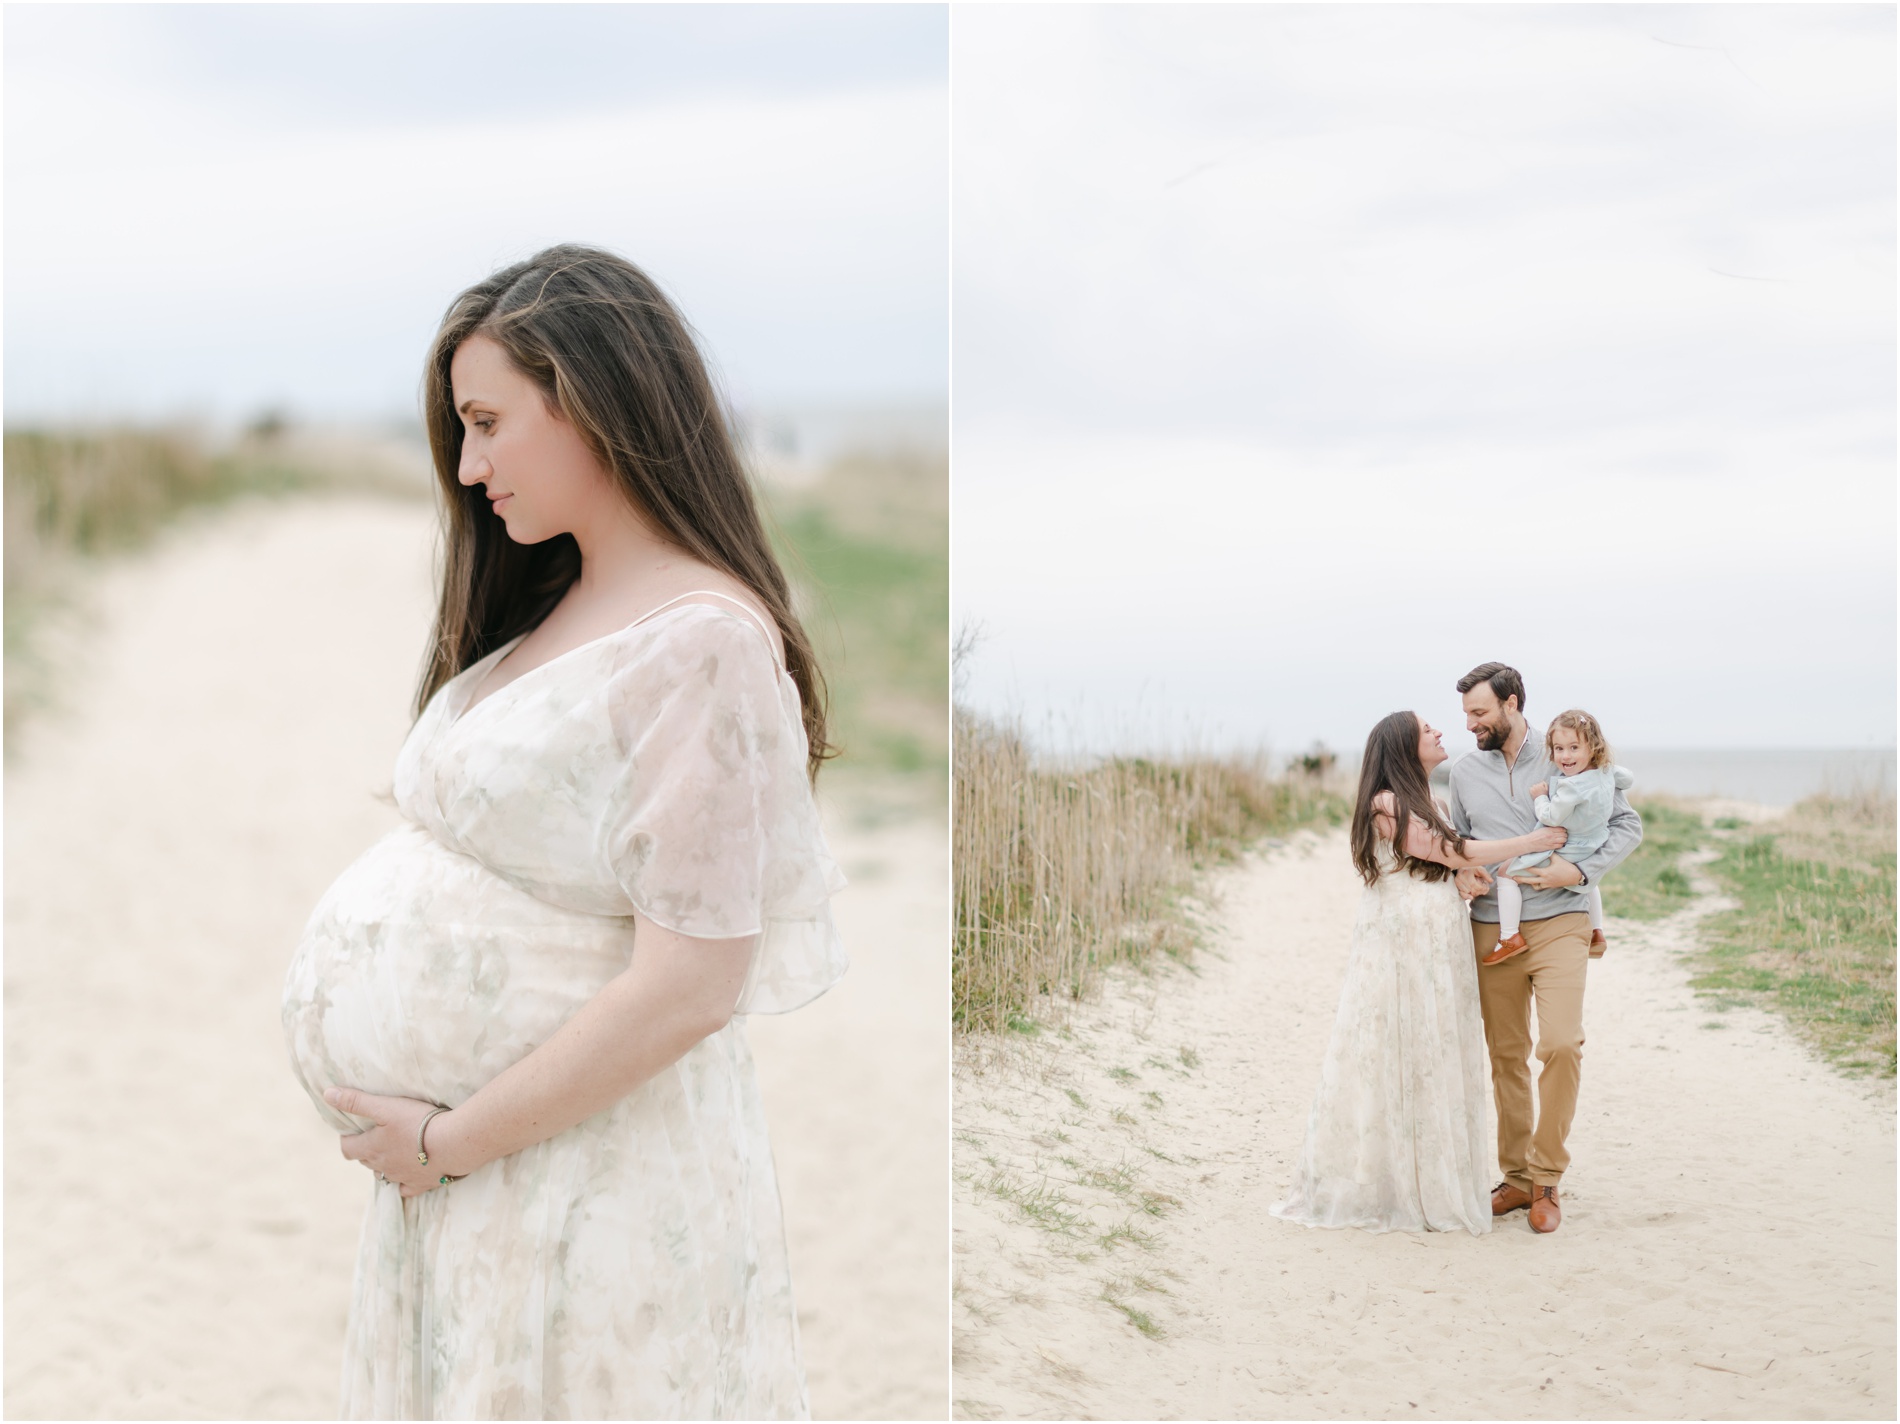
(1481, 932), (1529, 966)
(1589, 929), (1608, 958)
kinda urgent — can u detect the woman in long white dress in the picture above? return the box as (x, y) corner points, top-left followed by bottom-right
(281, 245), (846, 1419)
(1271, 711), (1564, 1236)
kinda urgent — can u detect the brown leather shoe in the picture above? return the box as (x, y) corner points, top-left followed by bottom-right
(1481, 932), (1529, 966)
(1491, 1180), (1532, 1216)
(1589, 929), (1608, 958)
(1528, 1184), (1561, 1233)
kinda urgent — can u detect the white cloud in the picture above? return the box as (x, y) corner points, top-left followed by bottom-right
(6, 13), (947, 421)
(952, 4), (1894, 753)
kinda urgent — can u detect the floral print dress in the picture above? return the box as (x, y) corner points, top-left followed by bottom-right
(1270, 835), (1491, 1237)
(282, 600), (847, 1419)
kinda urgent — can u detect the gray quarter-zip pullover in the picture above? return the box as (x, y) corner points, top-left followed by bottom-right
(1445, 728), (1643, 924)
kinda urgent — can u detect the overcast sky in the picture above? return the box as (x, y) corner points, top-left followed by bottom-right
(6, 4), (947, 425)
(952, 4), (1894, 755)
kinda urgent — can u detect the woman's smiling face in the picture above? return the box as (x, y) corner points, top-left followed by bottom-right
(450, 333), (613, 545)
(1416, 715), (1448, 772)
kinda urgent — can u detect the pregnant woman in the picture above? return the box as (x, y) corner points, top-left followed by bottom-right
(1271, 712), (1563, 1236)
(282, 245), (847, 1419)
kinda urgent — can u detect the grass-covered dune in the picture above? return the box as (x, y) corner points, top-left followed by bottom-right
(5, 424), (947, 791)
(953, 709), (1349, 1035)
(762, 449), (947, 787)
(1606, 792), (1896, 1076)
(4, 424), (428, 736)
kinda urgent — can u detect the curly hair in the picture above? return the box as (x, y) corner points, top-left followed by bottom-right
(1545, 709), (1613, 771)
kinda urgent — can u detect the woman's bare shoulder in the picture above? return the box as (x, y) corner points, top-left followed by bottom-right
(598, 566), (784, 667)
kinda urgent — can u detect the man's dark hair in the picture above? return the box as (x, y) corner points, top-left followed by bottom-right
(1456, 661), (1525, 713)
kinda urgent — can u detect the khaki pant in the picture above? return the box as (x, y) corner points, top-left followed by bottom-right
(1473, 912), (1590, 1190)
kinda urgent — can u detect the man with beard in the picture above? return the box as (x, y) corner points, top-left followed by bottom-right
(1446, 662), (1642, 1234)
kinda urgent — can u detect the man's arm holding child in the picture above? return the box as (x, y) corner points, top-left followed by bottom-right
(1515, 787), (1643, 890)
(1574, 787), (1642, 885)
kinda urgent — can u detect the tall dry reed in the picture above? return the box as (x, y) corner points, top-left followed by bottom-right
(4, 425), (424, 738)
(954, 707), (1348, 1034)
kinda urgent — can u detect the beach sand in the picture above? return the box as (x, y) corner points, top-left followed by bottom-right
(4, 493), (947, 1419)
(954, 829), (1895, 1420)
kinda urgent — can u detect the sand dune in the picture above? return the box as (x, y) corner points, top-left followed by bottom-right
(954, 829), (1895, 1420)
(4, 493), (947, 1420)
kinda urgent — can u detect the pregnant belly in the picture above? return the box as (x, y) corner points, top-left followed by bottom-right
(283, 822), (634, 1132)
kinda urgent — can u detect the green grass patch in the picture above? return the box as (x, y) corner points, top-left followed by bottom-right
(4, 426), (947, 788)
(1106, 1301), (1161, 1337)
(1696, 821), (1896, 1076)
(1137, 1190), (1178, 1217)
(763, 452), (946, 784)
(975, 1168), (1087, 1236)
(1099, 1276), (1168, 1338)
(1097, 1222), (1160, 1253)
(1599, 797), (1707, 921)
(1078, 1163), (1137, 1197)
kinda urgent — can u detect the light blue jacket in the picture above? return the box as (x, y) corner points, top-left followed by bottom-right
(1508, 764), (1638, 872)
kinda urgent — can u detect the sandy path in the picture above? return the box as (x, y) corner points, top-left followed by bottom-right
(5, 494), (947, 1420)
(954, 830), (1895, 1420)
(752, 802), (950, 1422)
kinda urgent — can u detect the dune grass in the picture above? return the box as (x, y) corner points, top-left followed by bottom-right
(1598, 796), (1707, 921)
(761, 449), (947, 786)
(4, 425), (421, 737)
(5, 424), (948, 791)
(6, 426), (333, 565)
(1695, 792), (1895, 1076)
(1603, 791), (1895, 1076)
(953, 707), (1349, 1034)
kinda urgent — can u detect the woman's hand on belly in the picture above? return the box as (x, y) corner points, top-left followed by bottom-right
(325, 1087), (464, 1199)
(413, 915), (756, 1179)
(319, 918), (753, 1195)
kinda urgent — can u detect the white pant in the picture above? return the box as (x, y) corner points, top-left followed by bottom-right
(1498, 874), (1603, 938)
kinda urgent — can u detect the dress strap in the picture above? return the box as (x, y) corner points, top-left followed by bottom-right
(629, 589), (783, 669)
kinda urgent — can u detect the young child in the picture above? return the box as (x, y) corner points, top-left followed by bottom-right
(1481, 709), (1634, 966)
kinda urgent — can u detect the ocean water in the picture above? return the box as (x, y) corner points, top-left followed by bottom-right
(1612, 749), (1895, 808)
(1432, 749), (1894, 809)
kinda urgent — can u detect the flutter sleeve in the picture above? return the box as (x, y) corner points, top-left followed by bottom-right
(600, 608), (848, 1014)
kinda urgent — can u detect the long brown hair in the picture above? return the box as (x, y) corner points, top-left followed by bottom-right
(1350, 711), (1465, 886)
(416, 244), (831, 777)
